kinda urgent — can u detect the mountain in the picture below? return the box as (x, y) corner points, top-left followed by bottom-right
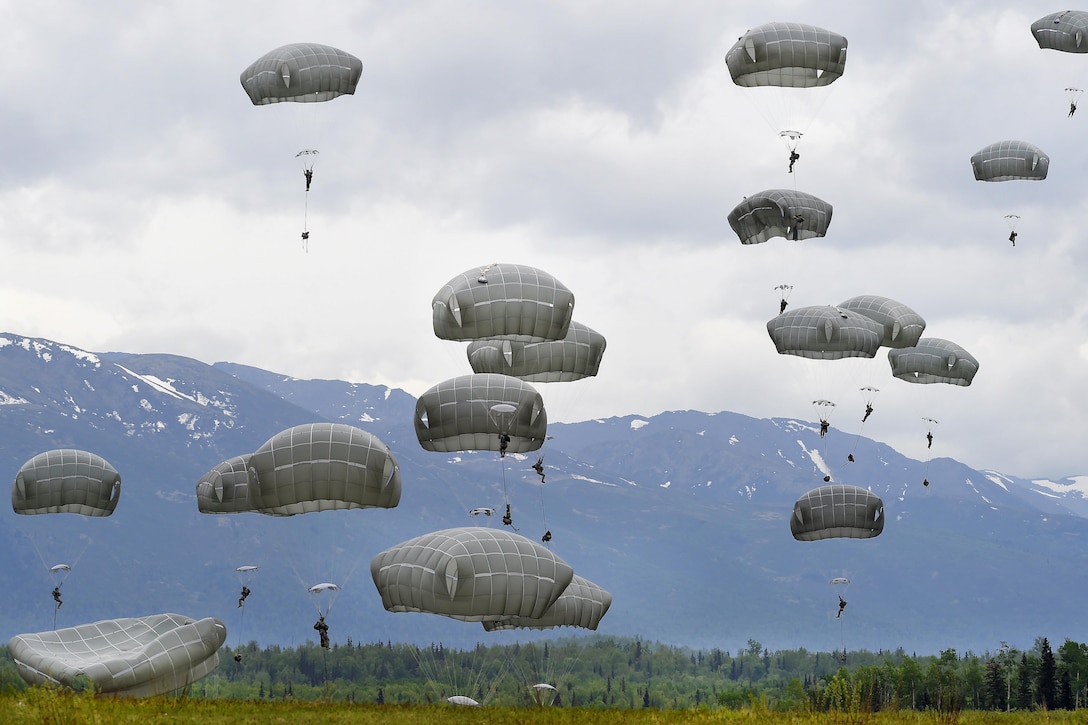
(1, 332), (1086, 658)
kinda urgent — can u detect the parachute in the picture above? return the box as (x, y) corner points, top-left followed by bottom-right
(466, 321), (606, 382)
(13, 450), (121, 517)
(447, 695), (481, 707)
(414, 373), (547, 454)
(432, 264), (575, 342)
(728, 190), (833, 245)
(887, 338), (979, 386)
(767, 306), (884, 359)
(970, 141), (1049, 181)
(1031, 11), (1088, 52)
(195, 455), (262, 515)
(8, 614), (226, 697)
(835, 295), (926, 349)
(469, 507), (496, 518)
(481, 574), (612, 632)
(791, 485), (885, 541)
(726, 22), (848, 88)
(530, 683), (559, 706)
(247, 423), (401, 515)
(370, 527), (574, 622)
(239, 43), (363, 105)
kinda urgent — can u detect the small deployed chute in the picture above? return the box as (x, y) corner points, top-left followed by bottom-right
(791, 484), (885, 541)
(469, 507), (496, 518)
(530, 683), (559, 706)
(887, 338), (979, 386)
(729, 190), (833, 245)
(1004, 214), (1021, 246)
(447, 695), (481, 707)
(970, 141), (1049, 181)
(1031, 11), (1088, 53)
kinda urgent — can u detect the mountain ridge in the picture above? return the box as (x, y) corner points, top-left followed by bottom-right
(1, 331), (1085, 657)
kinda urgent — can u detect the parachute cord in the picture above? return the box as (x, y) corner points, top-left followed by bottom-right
(302, 192), (310, 253)
(537, 476), (549, 546)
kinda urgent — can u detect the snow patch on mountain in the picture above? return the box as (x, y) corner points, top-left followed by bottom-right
(1031, 475), (1088, 498)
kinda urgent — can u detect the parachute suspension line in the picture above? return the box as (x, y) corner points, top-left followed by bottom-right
(297, 149), (317, 253)
(499, 455), (517, 532)
(921, 417), (938, 488)
(537, 471), (550, 546)
(848, 387), (879, 465)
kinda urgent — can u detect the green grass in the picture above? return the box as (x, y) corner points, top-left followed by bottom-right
(0, 687), (1084, 725)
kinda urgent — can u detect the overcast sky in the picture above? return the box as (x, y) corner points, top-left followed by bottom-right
(1, 0), (1085, 480)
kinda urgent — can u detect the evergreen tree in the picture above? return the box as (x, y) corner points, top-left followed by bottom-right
(1038, 637), (1057, 709)
(1016, 653), (1033, 710)
(984, 659), (1007, 711)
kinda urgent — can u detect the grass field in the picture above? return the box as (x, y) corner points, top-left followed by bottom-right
(2, 687), (1085, 725)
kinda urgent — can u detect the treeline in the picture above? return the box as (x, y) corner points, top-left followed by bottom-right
(3, 635), (1087, 712)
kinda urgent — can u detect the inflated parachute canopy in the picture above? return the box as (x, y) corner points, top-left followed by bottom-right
(791, 484), (884, 541)
(370, 527), (575, 622)
(13, 449), (121, 517)
(767, 306), (884, 359)
(970, 141), (1049, 181)
(240, 42), (363, 104)
(8, 614), (226, 698)
(728, 189), (833, 245)
(248, 423), (401, 515)
(432, 263), (575, 342)
(836, 295), (926, 349)
(1031, 11), (1088, 52)
(887, 337), (979, 386)
(414, 373), (548, 454)
(466, 321), (606, 382)
(726, 22), (848, 88)
(195, 455), (266, 515)
(482, 574), (612, 632)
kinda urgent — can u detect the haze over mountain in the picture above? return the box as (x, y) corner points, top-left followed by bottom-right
(1, 332), (1086, 658)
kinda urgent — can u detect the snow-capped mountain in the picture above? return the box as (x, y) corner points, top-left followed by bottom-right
(1, 332), (1085, 657)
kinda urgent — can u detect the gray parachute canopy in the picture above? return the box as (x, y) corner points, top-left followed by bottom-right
(482, 574), (612, 632)
(791, 484), (885, 541)
(767, 306), (885, 359)
(887, 338), (980, 386)
(240, 42), (363, 105)
(728, 189), (833, 245)
(836, 295), (926, 349)
(414, 373), (548, 454)
(970, 141), (1049, 181)
(370, 527), (575, 622)
(432, 263), (575, 342)
(726, 22), (848, 88)
(8, 613), (226, 698)
(195, 455), (267, 515)
(1031, 11), (1088, 52)
(12, 450), (121, 517)
(466, 321), (606, 383)
(248, 423), (401, 515)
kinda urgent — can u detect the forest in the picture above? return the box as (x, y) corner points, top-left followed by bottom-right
(4, 634), (1086, 713)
